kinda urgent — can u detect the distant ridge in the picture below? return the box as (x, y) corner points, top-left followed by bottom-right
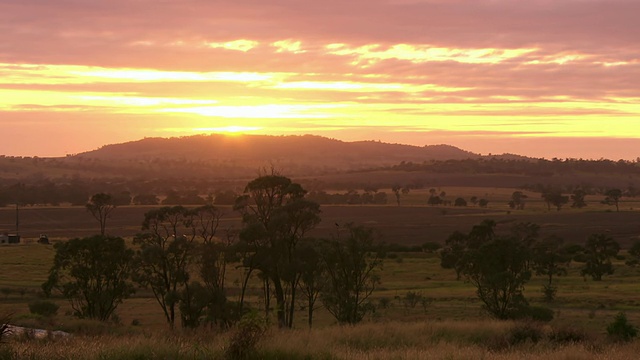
(77, 134), (484, 169)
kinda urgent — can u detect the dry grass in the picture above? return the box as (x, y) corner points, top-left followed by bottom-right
(3, 320), (640, 359)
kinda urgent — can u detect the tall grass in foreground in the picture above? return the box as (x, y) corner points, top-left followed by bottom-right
(3, 320), (640, 359)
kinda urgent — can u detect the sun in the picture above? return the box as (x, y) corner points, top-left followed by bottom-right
(195, 126), (262, 135)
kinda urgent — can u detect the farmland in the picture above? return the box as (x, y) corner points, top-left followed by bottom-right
(2, 186), (638, 246)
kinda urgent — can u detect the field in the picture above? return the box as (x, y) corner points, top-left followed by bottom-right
(2, 186), (639, 246)
(1, 187), (640, 359)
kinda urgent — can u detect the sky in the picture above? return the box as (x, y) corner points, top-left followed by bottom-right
(1, 0), (639, 160)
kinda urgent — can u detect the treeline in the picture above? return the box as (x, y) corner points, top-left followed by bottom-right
(390, 157), (640, 176)
(0, 180), (393, 207)
(306, 189), (388, 205)
(0, 179), (241, 207)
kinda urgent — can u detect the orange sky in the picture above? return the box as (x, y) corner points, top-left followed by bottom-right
(1, 0), (639, 159)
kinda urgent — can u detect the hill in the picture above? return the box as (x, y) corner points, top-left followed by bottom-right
(76, 134), (481, 169)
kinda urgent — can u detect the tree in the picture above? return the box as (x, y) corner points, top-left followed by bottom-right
(508, 191), (527, 210)
(296, 239), (326, 328)
(197, 230), (239, 329)
(443, 220), (535, 319)
(133, 206), (198, 328)
(192, 204), (223, 243)
(470, 196), (478, 206)
(42, 236), (134, 321)
(460, 235), (532, 319)
(111, 191), (132, 206)
(571, 189), (587, 208)
(625, 240), (640, 267)
(478, 198), (489, 208)
(391, 185), (410, 206)
(427, 195), (443, 206)
(602, 189), (623, 212)
(439, 231), (468, 280)
(581, 233), (620, 281)
(234, 173), (321, 328)
(133, 193), (159, 205)
(541, 190), (569, 211)
(454, 197), (467, 207)
(531, 235), (571, 301)
(320, 223), (383, 324)
(86, 193), (116, 236)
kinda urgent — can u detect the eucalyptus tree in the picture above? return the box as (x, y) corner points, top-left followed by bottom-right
(133, 206), (198, 328)
(581, 233), (620, 281)
(320, 223), (383, 324)
(234, 173), (321, 328)
(86, 193), (116, 236)
(43, 235), (134, 321)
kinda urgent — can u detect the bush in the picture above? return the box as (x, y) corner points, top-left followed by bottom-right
(422, 242), (441, 253)
(524, 306), (554, 322)
(508, 322), (544, 345)
(401, 291), (423, 309)
(607, 312), (637, 342)
(225, 312), (267, 360)
(542, 284), (557, 302)
(549, 325), (590, 344)
(28, 300), (59, 317)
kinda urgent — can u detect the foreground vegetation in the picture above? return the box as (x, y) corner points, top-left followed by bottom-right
(3, 319), (640, 359)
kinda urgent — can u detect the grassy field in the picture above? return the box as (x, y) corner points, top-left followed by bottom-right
(3, 258), (640, 360)
(1, 193), (640, 359)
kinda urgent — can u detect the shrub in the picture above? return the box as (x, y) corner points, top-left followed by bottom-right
(378, 297), (391, 309)
(402, 291), (423, 309)
(225, 312), (267, 360)
(508, 322), (544, 345)
(422, 241), (441, 253)
(28, 300), (59, 317)
(549, 325), (590, 344)
(542, 284), (557, 302)
(524, 306), (554, 322)
(607, 312), (637, 342)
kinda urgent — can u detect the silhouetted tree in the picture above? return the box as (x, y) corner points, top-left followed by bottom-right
(440, 231), (468, 280)
(461, 235), (531, 319)
(602, 189), (623, 212)
(454, 197), (467, 206)
(391, 185), (410, 206)
(43, 236), (134, 321)
(508, 191), (527, 210)
(133, 206), (197, 328)
(542, 190), (569, 211)
(626, 240), (640, 267)
(571, 189), (588, 208)
(531, 235), (571, 301)
(133, 193), (159, 205)
(234, 173), (321, 328)
(581, 233), (620, 281)
(321, 223), (383, 324)
(86, 193), (116, 236)
(296, 239), (325, 328)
